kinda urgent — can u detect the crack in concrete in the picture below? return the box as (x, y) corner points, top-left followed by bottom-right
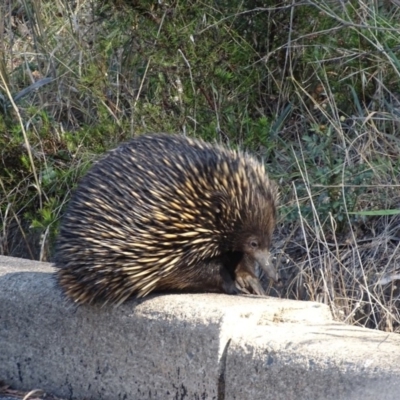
(217, 338), (231, 400)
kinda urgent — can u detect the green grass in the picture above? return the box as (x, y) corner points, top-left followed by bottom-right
(1, 0), (400, 332)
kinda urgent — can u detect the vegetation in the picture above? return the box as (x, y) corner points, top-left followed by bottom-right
(1, 0), (400, 332)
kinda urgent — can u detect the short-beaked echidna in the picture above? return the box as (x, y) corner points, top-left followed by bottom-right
(54, 133), (279, 305)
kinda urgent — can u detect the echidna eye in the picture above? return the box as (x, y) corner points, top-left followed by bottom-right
(250, 240), (258, 249)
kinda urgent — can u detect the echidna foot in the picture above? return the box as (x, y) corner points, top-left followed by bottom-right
(235, 274), (266, 296)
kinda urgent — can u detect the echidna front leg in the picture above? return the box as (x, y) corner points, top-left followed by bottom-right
(234, 256), (266, 296)
(235, 273), (265, 295)
(195, 258), (240, 294)
(157, 257), (240, 294)
(199, 255), (265, 295)
(218, 264), (241, 294)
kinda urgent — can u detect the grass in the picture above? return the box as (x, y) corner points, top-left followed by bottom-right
(1, 0), (400, 332)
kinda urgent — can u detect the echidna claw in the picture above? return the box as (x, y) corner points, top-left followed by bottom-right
(235, 281), (251, 294)
(235, 275), (265, 296)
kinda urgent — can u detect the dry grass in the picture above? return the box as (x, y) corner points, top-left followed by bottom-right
(1, 0), (400, 332)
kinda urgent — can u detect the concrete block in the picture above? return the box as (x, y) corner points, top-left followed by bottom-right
(225, 320), (400, 400)
(1, 255), (400, 400)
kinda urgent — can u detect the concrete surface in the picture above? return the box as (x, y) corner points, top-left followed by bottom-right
(1, 255), (400, 400)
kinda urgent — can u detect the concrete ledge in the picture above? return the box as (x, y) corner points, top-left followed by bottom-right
(1, 255), (400, 400)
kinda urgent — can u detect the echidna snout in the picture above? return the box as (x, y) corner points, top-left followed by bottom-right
(249, 248), (279, 283)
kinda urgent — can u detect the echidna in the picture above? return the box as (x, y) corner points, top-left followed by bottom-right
(54, 133), (279, 305)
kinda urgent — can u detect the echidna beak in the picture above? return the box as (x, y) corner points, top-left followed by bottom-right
(254, 250), (280, 283)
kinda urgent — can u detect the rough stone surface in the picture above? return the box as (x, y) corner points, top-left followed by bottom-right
(1, 255), (400, 400)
